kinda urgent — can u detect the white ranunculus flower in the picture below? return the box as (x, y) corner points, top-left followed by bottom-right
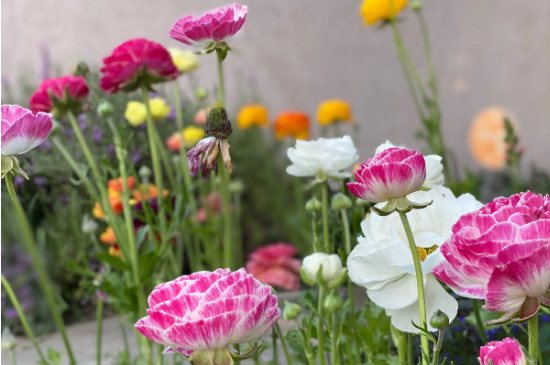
(302, 253), (344, 286)
(375, 140), (444, 188)
(347, 185), (482, 333)
(286, 136), (358, 179)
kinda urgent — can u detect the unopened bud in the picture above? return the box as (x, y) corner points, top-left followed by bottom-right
(305, 196), (322, 212)
(139, 165), (152, 180)
(206, 107), (232, 139)
(74, 61), (90, 76)
(302, 253), (346, 288)
(324, 290), (343, 313)
(283, 300), (302, 320)
(229, 180), (244, 194)
(429, 310), (450, 329)
(195, 88), (208, 100)
(97, 100), (114, 118)
(1, 327), (17, 351)
(331, 193), (352, 210)
(410, 0), (422, 11)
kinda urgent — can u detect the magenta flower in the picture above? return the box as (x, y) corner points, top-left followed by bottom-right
(29, 76), (89, 115)
(480, 338), (527, 365)
(135, 268), (279, 362)
(170, 3), (248, 47)
(433, 192), (550, 324)
(347, 147), (426, 203)
(246, 243), (301, 292)
(100, 38), (179, 93)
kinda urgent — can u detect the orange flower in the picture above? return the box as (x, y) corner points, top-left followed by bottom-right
(317, 100), (352, 126)
(360, 0), (408, 26)
(133, 183), (160, 201)
(166, 132), (183, 152)
(108, 245), (121, 258)
(100, 227), (118, 245)
(92, 202), (106, 219)
(469, 107), (515, 170)
(108, 176), (136, 195)
(237, 105), (269, 129)
(273, 111), (310, 140)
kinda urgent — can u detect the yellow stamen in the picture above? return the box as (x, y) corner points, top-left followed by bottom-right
(416, 245), (438, 262)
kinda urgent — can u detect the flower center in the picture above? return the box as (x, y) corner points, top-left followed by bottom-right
(416, 245), (438, 262)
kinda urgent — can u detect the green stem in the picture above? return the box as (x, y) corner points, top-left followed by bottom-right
(233, 192), (243, 268)
(321, 182), (330, 253)
(416, 11), (438, 100)
(1, 275), (47, 364)
(4, 175), (76, 364)
(96, 298), (104, 365)
(341, 210), (352, 255)
(9, 349), (16, 365)
(330, 312), (339, 365)
(311, 213), (320, 252)
(118, 314), (130, 357)
(218, 153), (234, 269)
(317, 285), (327, 365)
(216, 49), (226, 106)
(272, 327), (279, 365)
(528, 315), (539, 364)
(398, 211), (429, 365)
(431, 329), (444, 365)
(275, 322), (292, 365)
(152, 126), (177, 190)
(472, 299), (488, 343)
(395, 327), (406, 365)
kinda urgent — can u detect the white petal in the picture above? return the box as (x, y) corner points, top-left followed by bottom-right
(367, 274), (419, 310)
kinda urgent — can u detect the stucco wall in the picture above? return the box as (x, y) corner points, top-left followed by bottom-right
(2, 0), (549, 172)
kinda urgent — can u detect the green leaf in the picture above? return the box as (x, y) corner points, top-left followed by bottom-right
(96, 252), (131, 271)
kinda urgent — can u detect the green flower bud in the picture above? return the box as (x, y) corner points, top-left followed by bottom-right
(228, 180), (244, 194)
(410, 0), (422, 11)
(429, 310), (450, 329)
(283, 300), (302, 320)
(305, 196), (322, 212)
(324, 290), (343, 313)
(206, 107), (232, 139)
(74, 61), (90, 76)
(331, 192), (352, 210)
(97, 100), (114, 118)
(139, 165), (152, 180)
(194, 88), (208, 100)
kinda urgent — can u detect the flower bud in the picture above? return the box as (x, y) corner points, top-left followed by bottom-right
(139, 165), (152, 180)
(283, 300), (302, 320)
(331, 192), (352, 210)
(410, 0), (422, 11)
(324, 290), (343, 313)
(429, 310), (450, 330)
(228, 180), (244, 194)
(206, 107), (232, 139)
(81, 214), (99, 235)
(302, 253), (346, 288)
(305, 196), (322, 212)
(195, 88), (208, 100)
(74, 61), (90, 76)
(97, 100), (114, 118)
(1, 327), (17, 351)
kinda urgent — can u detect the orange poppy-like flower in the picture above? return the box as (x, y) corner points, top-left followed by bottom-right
(317, 99), (352, 126)
(100, 227), (118, 245)
(360, 0), (408, 26)
(108, 176), (136, 195)
(132, 183), (164, 201)
(92, 202), (106, 220)
(108, 245), (121, 257)
(469, 107), (515, 170)
(273, 111), (310, 140)
(237, 105), (269, 129)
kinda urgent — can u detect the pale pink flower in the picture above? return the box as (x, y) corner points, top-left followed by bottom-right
(347, 147), (426, 203)
(170, 4), (248, 47)
(1, 105), (53, 156)
(135, 268), (279, 357)
(246, 243), (301, 291)
(480, 338), (527, 365)
(434, 191), (550, 325)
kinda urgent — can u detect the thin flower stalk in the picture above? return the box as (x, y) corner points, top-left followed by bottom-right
(1, 275), (47, 364)
(275, 322), (292, 365)
(431, 329), (444, 365)
(472, 299), (489, 343)
(528, 315), (540, 364)
(398, 211), (429, 365)
(4, 174), (76, 364)
(96, 298), (104, 365)
(321, 182), (330, 252)
(317, 285), (327, 365)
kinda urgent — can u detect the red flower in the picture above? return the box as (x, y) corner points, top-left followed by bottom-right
(29, 76), (89, 114)
(246, 243), (301, 291)
(100, 38), (179, 93)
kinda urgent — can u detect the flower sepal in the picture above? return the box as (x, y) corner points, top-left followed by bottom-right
(1, 155), (29, 180)
(201, 41), (232, 61)
(229, 343), (264, 361)
(189, 347), (233, 365)
(48, 87), (86, 119)
(371, 196), (432, 216)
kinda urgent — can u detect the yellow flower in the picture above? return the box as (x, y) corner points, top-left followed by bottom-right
(124, 98), (171, 126)
(237, 105), (269, 129)
(125, 101), (147, 126)
(182, 126), (205, 146)
(168, 48), (199, 74)
(360, 0), (408, 25)
(317, 100), (352, 126)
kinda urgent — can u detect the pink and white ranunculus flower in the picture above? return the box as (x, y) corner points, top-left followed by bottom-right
(286, 135), (358, 179)
(375, 140), (444, 188)
(347, 147), (426, 203)
(347, 185), (482, 332)
(246, 243), (301, 292)
(136, 269), (279, 363)
(434, 192), (550, 325)
(479, 338), (527, 365)
(170, 3), (248, 47)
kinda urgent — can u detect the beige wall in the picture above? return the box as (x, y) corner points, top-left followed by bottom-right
(2, 0), (550, 173)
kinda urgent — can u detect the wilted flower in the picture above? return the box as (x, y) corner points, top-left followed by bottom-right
(360, 0), (408, 26)
(317, 100), (352, 125)
(168, 48), (199, 73)
(348, 185), (482, 332)
(135, 268), (279, 362)
(246, 243), (301, 291)
(100, 38), (179, 93)
(347, 147), (426, 204)
(1, 105), (53, 179)
(286, 136), (358, 179)
(479, 338), (527, 365)
(29, 76), (89, 117)
(124, 97), (171, 126)
(434, 191), (550, 325)
(237, 105), (269, 129)
(375, 140), (444, 188)
(301, 253), (346, 288)
(170, 3), (248, 47)
(273, 111), (310, 140)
